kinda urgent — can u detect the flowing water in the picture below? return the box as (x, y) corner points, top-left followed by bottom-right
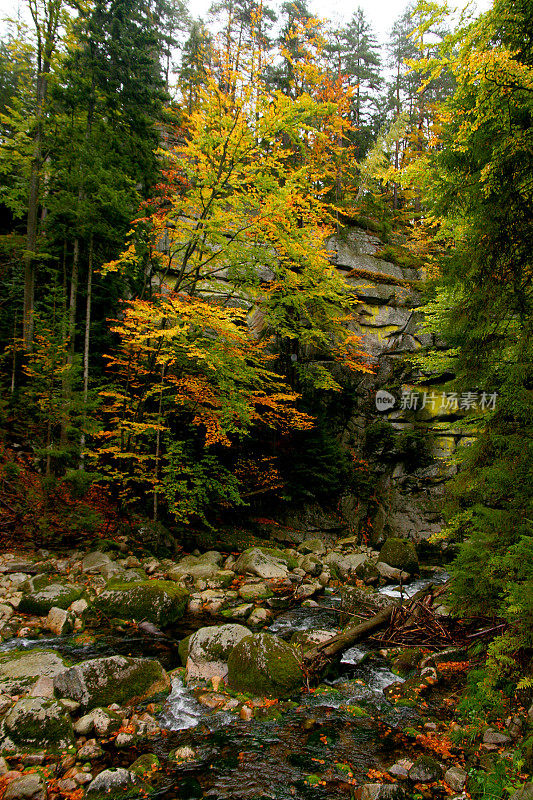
(0, 571), (448, 799)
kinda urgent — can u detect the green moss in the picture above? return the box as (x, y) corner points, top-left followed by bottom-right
(391, 648), (424, 677)
(19, 580), (83, 615)
(130, 753), (160, 778)
(93, 580), (188, 626)
(378, 538), (419, 575)
(178, 634), (191, 665)
(3, 698), (75, 753)
(227, 632), (303, 699)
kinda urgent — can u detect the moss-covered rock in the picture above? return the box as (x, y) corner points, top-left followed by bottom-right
(92, 580), (188, 626)
(129, 753), (160, 778)
(19, 579), (83, 615)
(378, 538), (419, 576)
(234, 549), (289, 579)
(391, 648), (424, 677)
(227, 632), (303, 698)
(1, 697), (75, 753)
(53, 655), (170, 711)
(186, 624), (251, 683)
(0, 649), (69, 695)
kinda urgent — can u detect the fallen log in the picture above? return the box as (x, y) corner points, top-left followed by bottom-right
(303, 583), (438, 674)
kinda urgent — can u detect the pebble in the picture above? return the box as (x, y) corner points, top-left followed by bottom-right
(239, 706), (253, 721)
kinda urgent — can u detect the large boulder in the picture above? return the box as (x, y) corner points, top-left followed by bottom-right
(3, 773), (47, 800)
(86, 768), (141, 798)
(0, 650), (69, 695)
(185, 624), (251, 683)
(92, 580), (188, 626)
(168, 552), (223, 582)
(378, 538), (419, 576)
(53, 656), (170, 711)
(234, 549), (289, 580)
(19, 576), (83, 615)
(1, 697), (75, 753)
(227, 632), (303, 698)
(81, 551), (114, 574)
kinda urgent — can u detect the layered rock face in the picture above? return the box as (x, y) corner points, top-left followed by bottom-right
(327, 226), (461, 545)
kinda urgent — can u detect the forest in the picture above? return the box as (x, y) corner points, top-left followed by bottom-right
(0, 0), (531, 797)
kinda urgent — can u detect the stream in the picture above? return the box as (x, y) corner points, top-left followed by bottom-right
(0, 572), (448, 799)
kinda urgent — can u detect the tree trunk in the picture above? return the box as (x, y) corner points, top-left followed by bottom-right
(303, 585), (435, 673)
(79, 236), (93, 469)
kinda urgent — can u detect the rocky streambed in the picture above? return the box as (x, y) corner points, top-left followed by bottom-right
(0, 537), (508, 800)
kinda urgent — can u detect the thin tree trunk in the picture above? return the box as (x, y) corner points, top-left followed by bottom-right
(79, 236), (93, 469)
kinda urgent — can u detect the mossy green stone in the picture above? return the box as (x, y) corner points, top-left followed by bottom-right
(93, 580), (188, 626)
(2, 698), (75, 753)
(19, 580), (83, 615)
(53, 655), (170, 711)
(178, 634), (192, 666)
(227, 632), (303, 698)
(129, 753), (160, 778)
(378, 538), (419, 575)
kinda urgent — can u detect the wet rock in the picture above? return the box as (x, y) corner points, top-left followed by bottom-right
(19, 578), (83, 615)
(247, 607), (272, 626)
(234, 548), (289, 580)
(408, 755), (443, 783)
(185, 624), (251, 683)
(3, 772), (46, 800)
(378, 538), (419, 576)
(53, 655), (171, 711)
(115, 732), (135, 748)
(86, 768), (136, 796)
(391, 648), (424, 677)
(0, 756), (8, 774)
(445, 766), (467, 792)
(0, 696), (11, 714)
(294, 583), (319, 601)
(93, 580), (188, 626)
(227, 632), (303, 698)
(197, 692), (226, 709)
(0, 650), (68, 695)
(130, 753), (160, 778)
(239, 705), (253, 721)
(1, 697), (75, 753)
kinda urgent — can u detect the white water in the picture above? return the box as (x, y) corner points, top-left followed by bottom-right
(159, 676), (206, 731)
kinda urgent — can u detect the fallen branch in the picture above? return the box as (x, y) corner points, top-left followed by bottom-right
(303, 584), (438, 675)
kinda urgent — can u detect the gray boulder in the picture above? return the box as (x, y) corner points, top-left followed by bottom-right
(185, 624), (250, 683)
(234, 548), (289, 579)
(53, 655), (170, 711)
(1, 697), (75, 753)
(0, 650), (68, 695)
(227, 632), (303, 698)
(408, 755), (443, 783)
(86, 768), (136, 796)
(81, 552), (114, 574)
(4, 773), (47, 800)
(19, 577), (83, 615)
(92, 580), (188, 626)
